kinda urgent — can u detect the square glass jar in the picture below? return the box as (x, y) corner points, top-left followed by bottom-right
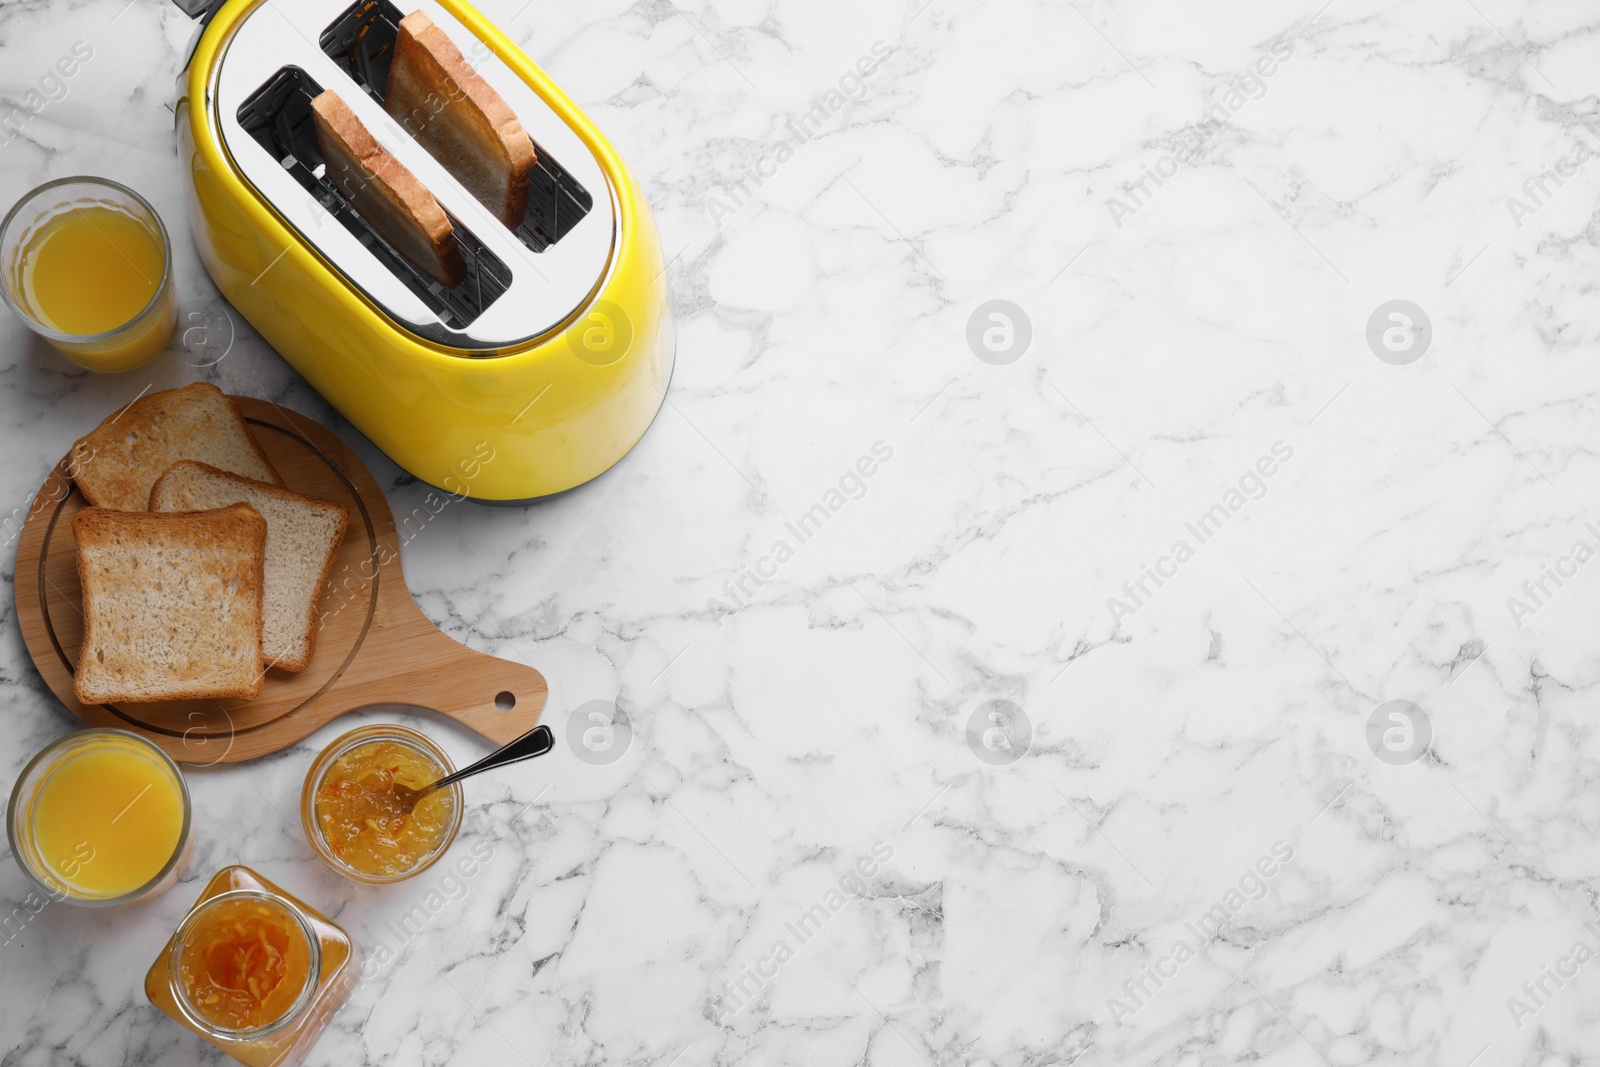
(145, 866), (360, 1067)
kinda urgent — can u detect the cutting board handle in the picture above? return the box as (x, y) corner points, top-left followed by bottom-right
(344, 593), (549, 745)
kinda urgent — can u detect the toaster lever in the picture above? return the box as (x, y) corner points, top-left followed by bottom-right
(175, 0), (226, 76)
(172, 0), (225, 19)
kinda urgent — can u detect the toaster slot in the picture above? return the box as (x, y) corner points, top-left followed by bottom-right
(235, 65), (511, 329)
(320, 0), (595, 254)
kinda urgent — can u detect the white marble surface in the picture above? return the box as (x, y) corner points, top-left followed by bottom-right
(2, 0), (1600, 1064)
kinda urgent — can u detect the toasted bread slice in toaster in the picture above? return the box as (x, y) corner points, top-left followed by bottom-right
(384, 10), (536, 229)
(311, 89), (466, 288)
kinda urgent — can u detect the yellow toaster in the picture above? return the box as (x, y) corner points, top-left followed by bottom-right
(173, 0), (673, 501)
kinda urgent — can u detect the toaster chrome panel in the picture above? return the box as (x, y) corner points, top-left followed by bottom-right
(210, 0), (617, 351)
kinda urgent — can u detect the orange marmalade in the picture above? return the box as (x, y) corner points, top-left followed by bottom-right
(176, 894), (315, 1032)
(312, 739), (455, 878)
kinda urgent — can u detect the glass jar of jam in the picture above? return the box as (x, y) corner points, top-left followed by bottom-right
(146, 866), (359, 1067)
(301, 725), (462, 884)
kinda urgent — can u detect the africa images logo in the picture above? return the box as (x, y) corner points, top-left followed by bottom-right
(1106, 441), (1294, 625)
(1106, 841), (1295, 1027)
(704, 42), (897, 227)
(712, 841), (895, 1020)
(1104, 41), (1294, 228)
(708, 440), (894, 624)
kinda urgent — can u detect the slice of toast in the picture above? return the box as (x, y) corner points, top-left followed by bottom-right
(311, 89), (467, 288)
(384, 10), (536, 229)
(73, 504), (267, 704)
(70, 383), (282, 512)
(150, 462), (350, 674)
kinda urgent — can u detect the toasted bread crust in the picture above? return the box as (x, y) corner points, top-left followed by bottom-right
(73, 504), (267, 705)
(70, 383), (282, 512)
(311, 89), (467, 288)
(149, 462), (350, 673)
(386, 9), (536, 227)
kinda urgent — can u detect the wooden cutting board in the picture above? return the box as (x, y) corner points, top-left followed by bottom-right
(13, 396), (547, 764)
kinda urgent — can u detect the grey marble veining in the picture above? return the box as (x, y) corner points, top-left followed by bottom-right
(3, 0), (1600, 1064)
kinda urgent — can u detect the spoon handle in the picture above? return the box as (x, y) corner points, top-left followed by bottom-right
(431, 724), (555, 793)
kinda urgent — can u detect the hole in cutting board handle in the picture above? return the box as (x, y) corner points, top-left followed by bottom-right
(495, 691), (516, 712)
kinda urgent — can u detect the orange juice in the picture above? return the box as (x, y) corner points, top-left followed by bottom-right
(28, 736), (187, 899)
(19, 207), (164, 335)
(0, 179), (178, 373)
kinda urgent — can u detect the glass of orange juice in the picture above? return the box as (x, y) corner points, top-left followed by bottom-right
(0, 176), (178, 372)
(7, 729), (192, 906)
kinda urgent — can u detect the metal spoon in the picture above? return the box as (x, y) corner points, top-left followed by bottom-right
(392, 724), (555, 813)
